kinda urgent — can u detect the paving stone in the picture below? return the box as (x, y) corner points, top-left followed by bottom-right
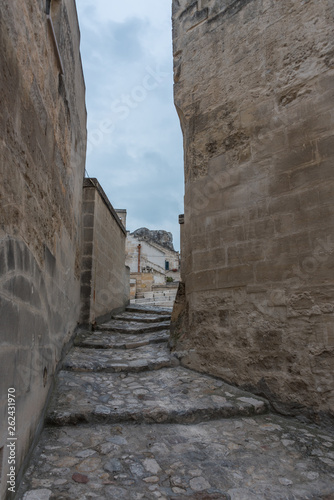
(62, 344), (179, 373)
(46, 367), (269, 426)
(19, 416), (334, 499)
(74, 329), (170, 349)
(18, 306), (334, 500)
(22, 489), (52, 500)
(97, 319), (170, 334)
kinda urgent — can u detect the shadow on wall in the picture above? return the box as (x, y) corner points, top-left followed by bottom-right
(0, 236), (81, 497)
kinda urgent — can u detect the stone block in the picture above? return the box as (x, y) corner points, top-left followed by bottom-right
(269, 193), (300, 215)
(273, 213), (295, 235)
(0, 295), (19, 343)
(227, 241), (264, 266)
(268, 174), (291, 197)
(6, 238), (15, 271)
(44, 245), (56, 277)
(255, 257), (295, 283)
(83, 213), (94, 228)
(245, 218), (275, 241)
(265, 233), (310, 261)
(290, 160), (334, 191)
(83, 228), (94, 242)
(83, 187), (96, 201)
(216, 264), (254, 288)
(273, 143), (316, 175)
(82, 201), (95, 215)
(81, 270), (92, 286)
(82, 241), (93, 256)
(0, 246), (6, 276)
(193, 247), (226, 272)
(318, 134), (334, 159)
(187, 270), (217, 294)
(81, 256), (93, 272)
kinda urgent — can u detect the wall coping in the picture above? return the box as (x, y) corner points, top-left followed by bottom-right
(83, 178), (126, 236)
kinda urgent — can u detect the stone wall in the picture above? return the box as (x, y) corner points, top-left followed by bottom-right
(80, 179), (129, 325)
(172, 0), (334, 423)
(0, 0), (86, 497)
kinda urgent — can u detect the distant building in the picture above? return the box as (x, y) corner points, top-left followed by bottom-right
(126, 228), (180, 298)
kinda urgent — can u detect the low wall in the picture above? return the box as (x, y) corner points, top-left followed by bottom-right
(80, 179), (129, 325)
(130, 273), (154, 298)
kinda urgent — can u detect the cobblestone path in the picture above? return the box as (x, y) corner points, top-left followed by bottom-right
(19, 306), (334, 499)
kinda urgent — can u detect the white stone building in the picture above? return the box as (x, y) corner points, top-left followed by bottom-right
(126, 228), (180, 286)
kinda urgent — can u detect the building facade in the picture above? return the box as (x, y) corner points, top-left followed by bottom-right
(126, 228), (180, 290)
(171, 0), (334, 424)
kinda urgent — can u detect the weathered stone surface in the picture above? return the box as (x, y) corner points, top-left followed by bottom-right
(74, 329), (170, 349)
(62, 344), (179, 373)
(46, 367), (269, 425)
(0, 0), (86, 495)
(126, 305), (173, 315)
(98, 319), (171, 334)
(172, 0), (334, 423)
(113, 312), (171, 323)
(22, 489), (52, 500)
(18, 305), (334, 499)
(19, 416), (334, 499)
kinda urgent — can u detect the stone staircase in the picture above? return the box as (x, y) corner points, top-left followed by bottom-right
(19, 306), (334, 499)
(131, 290), (177, 308)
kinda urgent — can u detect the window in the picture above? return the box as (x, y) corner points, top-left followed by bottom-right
(165, 261), (170, 271)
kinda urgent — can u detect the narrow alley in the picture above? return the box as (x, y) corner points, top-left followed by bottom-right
(19, 306), (334, 499)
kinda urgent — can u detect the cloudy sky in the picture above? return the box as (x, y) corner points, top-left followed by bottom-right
(76, 0), (184, 250)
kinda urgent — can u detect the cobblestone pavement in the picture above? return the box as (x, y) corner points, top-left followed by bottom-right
(19, 307), (334, 499)
(74, 329), (170, 349)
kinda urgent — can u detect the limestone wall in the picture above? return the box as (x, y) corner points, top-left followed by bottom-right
(80, 179), (129, 325)
(130, 272), (155, 297)
(172, 0), (334, 423)
(0, 0), (87, 496)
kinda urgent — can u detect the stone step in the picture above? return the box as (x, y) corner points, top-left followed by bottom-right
(62, 344), (179, 373)
(130, 301), (176, 309)
(112, 312), (171, 323)
(132, 297), (175, 304)
(126, 305), (173, 315)
(19, 415), (334, 500)
(74, 329), (170, 350)
(142, 290), (177, 298)
(97, 319), (170, 334)
(46, 367), (269, 426)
